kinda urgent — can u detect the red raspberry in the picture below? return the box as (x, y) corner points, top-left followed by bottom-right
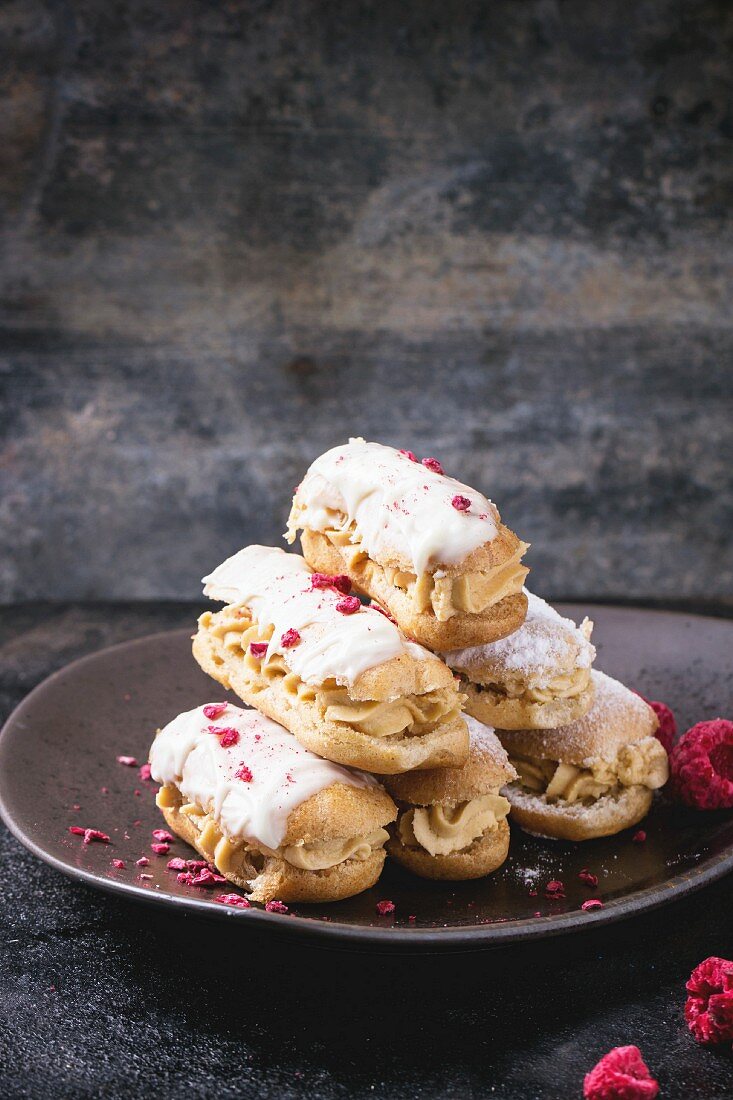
(451, 495), (471, 512)
(640, 697), (677, 753)
(421, 456), (444, 475)
(583, 1045), (659, 1099)
(670, 719), (733, 810)
(685, 956), (733, 1045)
(336, 595), (361, 615)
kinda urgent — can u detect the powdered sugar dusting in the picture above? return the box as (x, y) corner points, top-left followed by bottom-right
(444, 590), (595, 683)
(465, 715), (516, 778)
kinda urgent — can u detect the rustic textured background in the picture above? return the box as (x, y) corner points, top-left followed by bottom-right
(1, 0), (731, 603)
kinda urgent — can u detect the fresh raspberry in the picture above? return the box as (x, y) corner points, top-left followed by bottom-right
(376, 899), (395, 916)
(265, 900), (289, 914)
(581, 899), (604, 912)
(249, 642), (268, 658)
(398, 449), (418, 462)
(216, 893), (251, 909)
(117, 755), (138, 767)
(644, 698), (677, 754)
(138, 763), (152, 781)
(235, 764), (253, 782)
(280, 628), (301, 648)
(421, 457), (444, 475)
(152, 829), (173, 842)
(336, 595), (361, 615)
(310, 573), (351, 595)
(203, 702), (228, 720)
(578, 869), (598, 887)
(685, 956), (733, 1045)
(583, 1045), (659, 1099)
(670, 719), (733, 810)
(451, 495), (471, 512)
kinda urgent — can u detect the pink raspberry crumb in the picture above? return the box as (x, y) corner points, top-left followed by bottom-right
(310, 573), (351, 595)
(208, 725), (240, 747)
(138, 763), (152, 781)
(265, 900), (289, 914)
(139, 873), (153, 881)
(249, 642), (268, 658)
(80, 829), (110, 845)
(421, 456), (444, 475)
(68, 826), (86, 835)
(152, 829), (173, 842)
(398, 449), (417, 462)
(583, 1045), (659, 1099)
(151, 842), (170, 855)
(235, 764), (253, 782)
(280, 628), (301, 648)
(167, 857), (187, 871)
(544, 879), (565, 899)
(685, 956), (733, 1045)
(136, 857), (150, 867)
(203, 702), (228, 720)
(451, 495), (471, 512)
(216, 893), (251, 909)
(117, 755), (138, 767)
(579, 869), (599, 887)
(111, 859), (126, 869)
(581, 899), (604, 912)
(336, 595), (361, 615)
(632, 830), (647, 844)
(376, 899), (396, 916)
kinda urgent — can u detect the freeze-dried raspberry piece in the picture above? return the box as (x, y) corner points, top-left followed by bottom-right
(310, 573), (351, 595)
(670, 719), (733, 810)
(581, 899), (604, 912)
(280, 628), (301, 648)
(216, 893), (251, 909)
(138, 763), (152, 781)
(583, 1045), (659, 1099)
(376, 899), (395, 916)
(398, 449), (417, 462)
(68, 826), (86, 836)
(544, 879), (565, 899)
(249, 642), (268, 658)
(152, 829), (173, 842)
(421, 457), (444, 475)
(235, 764), (253, 782)
(208, 725), (240, 748)
(578, 869), (598, 887)
(117, 755), (138, 767)
(451, 495), (471, 512)
(641, 698), (677, 754)
(151, 842), (170, 855)
(685, 956), (733, 1045)
(193, 868), (227, 887)
(111, 859), (126, 869)
(336, 595), (361, 615)
(265, 900), (289, 914)
(70, 827), (110, 845)
(632, 830), (646, 844)
(167, 857), (188, 871)
(203, 702), (228, 720)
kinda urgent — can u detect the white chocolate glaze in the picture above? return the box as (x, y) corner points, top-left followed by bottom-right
(289, 438), (499, 575)
(202, 544), (432, 687)
(444, 590), (595, 679)
(149, 703), (378, 851)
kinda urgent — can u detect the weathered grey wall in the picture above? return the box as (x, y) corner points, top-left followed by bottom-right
(1, 0), (731, 602)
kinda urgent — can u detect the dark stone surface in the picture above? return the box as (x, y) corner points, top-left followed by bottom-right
(1, 1), (732, 603)
(1, 603), (732, 1099)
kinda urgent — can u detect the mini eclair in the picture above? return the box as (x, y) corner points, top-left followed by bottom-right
(193, 545), (469, 774)
(381, 717), (515, 880)
(150, 703), (396, 904)
(286, 438), (530, 650)
(498, 671), (669, 841)
(444, 591), (596, 730)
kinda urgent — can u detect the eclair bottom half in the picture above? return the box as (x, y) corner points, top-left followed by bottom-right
(156, 783), (391, 904)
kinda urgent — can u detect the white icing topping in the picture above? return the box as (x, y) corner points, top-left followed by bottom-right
(291, 438), (499, 575)
(202, 544), (434, 687)
(444, 590), (595, 678)
(149, 703), (378, 850)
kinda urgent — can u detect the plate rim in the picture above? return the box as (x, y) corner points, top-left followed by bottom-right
(1, 607), (732, 950)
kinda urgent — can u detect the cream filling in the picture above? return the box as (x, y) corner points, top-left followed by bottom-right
(468, 665), (592, 705)
(205, 607), (460, 739)
(509, 737), (669, 804)
(321, 523), (529, 622)
(160, 788), (388, 873)
(397, 793), (510, 856)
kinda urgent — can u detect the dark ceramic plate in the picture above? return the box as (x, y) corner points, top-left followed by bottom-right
(1, 606), (731, 951)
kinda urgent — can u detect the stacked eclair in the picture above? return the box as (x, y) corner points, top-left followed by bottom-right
(150, 437), (669, 906)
